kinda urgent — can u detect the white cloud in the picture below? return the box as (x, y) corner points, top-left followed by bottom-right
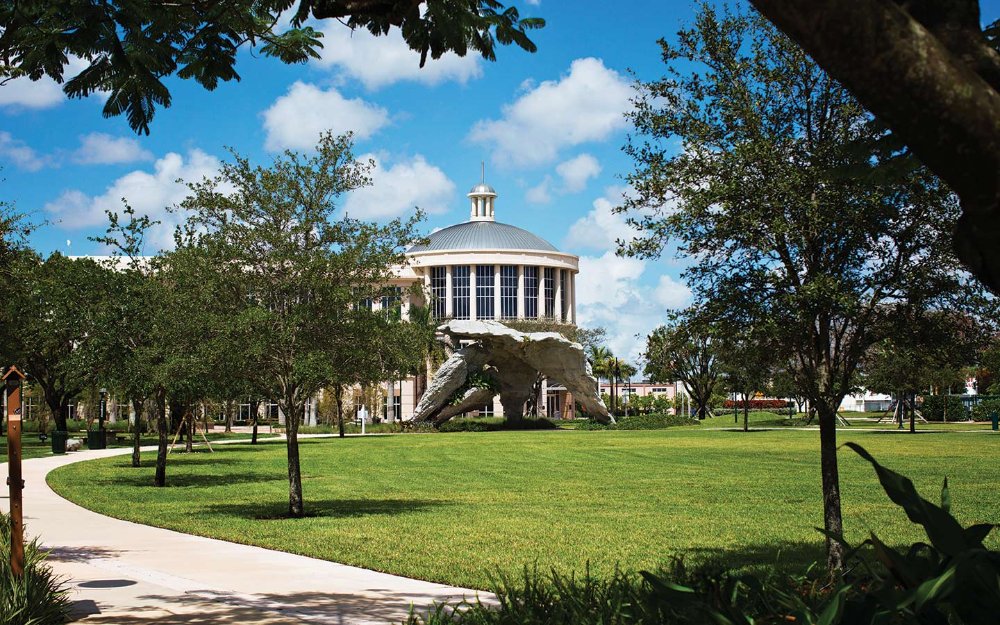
(315, 24), (481, 89)
(525, 177), (553, 204)
(565, 185), (635, 252)
(575, 251), (691, 363)
(468, 57), (632, 167)
(569, 185), (691, 364)
(526, 154), (602, 204)
(0, 75), (66, 110)
(0, 132), (48, 171)
(342, 154), (455, 219)
(262, 82), (389, 151)
(0, 57), (90, 110)
(556, 153), (601, 192)
(654, 274), (692, 309)
(44, 149), (221, 251)
(72, 133), (153, 165)
(576, 251), (646, 311)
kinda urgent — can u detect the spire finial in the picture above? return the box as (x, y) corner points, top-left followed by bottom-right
(481, 161), (485, 184)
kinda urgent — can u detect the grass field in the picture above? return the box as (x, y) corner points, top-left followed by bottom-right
(47, 428), (1000, 590)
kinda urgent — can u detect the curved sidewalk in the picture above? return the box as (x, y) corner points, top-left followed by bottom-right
(0, 444), (487, 624)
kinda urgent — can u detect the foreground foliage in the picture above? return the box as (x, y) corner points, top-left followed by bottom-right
(0, 1), (544, 134)
(405, 444), (1000, 625)
(0, 514), (70, 625)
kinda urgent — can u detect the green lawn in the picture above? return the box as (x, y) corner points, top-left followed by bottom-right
(47, 428), (1000, 589)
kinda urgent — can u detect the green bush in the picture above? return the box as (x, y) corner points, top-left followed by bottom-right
(573, 414), (700, 431)
(970, 398), (1000, 422)
(920, 395), (968, 421)
(437, 418), (558, 433)
(405, 444), (1000, 625)
(0, 514), (71, 625)
(614, 414), (700, 430)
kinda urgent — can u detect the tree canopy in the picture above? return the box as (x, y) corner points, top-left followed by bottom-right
(0, 0), (544, 133)
(180, 131), (421, 516)
(644, 311), (721, 421)
(619, 4), (985, 572)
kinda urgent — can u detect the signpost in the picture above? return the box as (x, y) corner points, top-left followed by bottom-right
(4, 365), (26, 577)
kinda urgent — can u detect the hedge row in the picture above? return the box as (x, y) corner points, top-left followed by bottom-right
(721, 399), (792, 410)
(576, 413), (700, 431)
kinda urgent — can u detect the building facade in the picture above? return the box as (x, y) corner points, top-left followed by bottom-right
(361, 180), (582, 421)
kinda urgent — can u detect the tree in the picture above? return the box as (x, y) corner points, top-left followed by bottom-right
(748, 1), (1000, 294)
(715, 323), (777, 432)
(181, 131), (420, 517)
(89, 206), (160, 468)
(862, 309), (988, 430)
(644, 311), (721, 421)
(587, 345), (613, 394)
(0, 1), (544, 134)
(9, 253), (111, 432)
(619, 5), (980, 572)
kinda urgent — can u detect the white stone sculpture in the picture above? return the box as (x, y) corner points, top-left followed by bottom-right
(411, 320), (611, 425)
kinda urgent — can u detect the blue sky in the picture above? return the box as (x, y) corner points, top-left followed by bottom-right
(1, 1), (997, 363)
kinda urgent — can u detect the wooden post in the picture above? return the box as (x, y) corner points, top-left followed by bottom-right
(4, 365), (26, 577)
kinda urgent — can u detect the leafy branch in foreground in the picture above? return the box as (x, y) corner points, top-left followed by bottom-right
(1, 513), (71, 625)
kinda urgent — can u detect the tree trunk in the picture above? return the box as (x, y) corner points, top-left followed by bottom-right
(817, 402), (845, 573)
(909, 391), (916, 433)
(225, 400), (233, 433)
(185, 408), (193, 453)
(335, 384), (345, 438)
(46, 395), (68, 433)
(285, 399), (304, 518)
(131, 398), (143, 468)
(154, 390), (168, 487)
(743, 392), (749, 432)
(251, 398), (259, 445)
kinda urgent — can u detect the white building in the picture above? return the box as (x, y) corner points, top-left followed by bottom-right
(381, 180), (581, 420)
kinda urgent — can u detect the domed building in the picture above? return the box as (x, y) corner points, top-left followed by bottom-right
(385, 180), (581, 420)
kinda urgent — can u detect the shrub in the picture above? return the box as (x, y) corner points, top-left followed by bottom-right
(970, 398), (1000, 422)
(437, 418), (558, 433)
(722, 399), (792, 410)
(614, 414), (700, 430)
(920, 395), (968, 421)
(573, 414), (699, 431)
(0, 514), (71, 625)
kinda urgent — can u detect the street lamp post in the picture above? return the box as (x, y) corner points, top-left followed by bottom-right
(99, 388), (107, 437)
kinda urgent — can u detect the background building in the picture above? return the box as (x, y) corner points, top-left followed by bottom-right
(382, 180), (582, 420)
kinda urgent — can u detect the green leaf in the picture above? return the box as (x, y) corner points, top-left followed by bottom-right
(817, 585), (849, 625)
(963, 523), (995, 546)
(844, 443), (968, 556)
(912, 564), (956, 611)
(868, 532), (919, 589)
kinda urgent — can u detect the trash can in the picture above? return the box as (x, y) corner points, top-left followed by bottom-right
(87, 430), (106, 450)
(51, 430), (68, 454)
(992, 412), (999, 431)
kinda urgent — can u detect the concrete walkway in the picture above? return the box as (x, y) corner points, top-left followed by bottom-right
(0, 444), (488, 624)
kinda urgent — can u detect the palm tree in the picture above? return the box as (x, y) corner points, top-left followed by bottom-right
(588, 345), (613, 397)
